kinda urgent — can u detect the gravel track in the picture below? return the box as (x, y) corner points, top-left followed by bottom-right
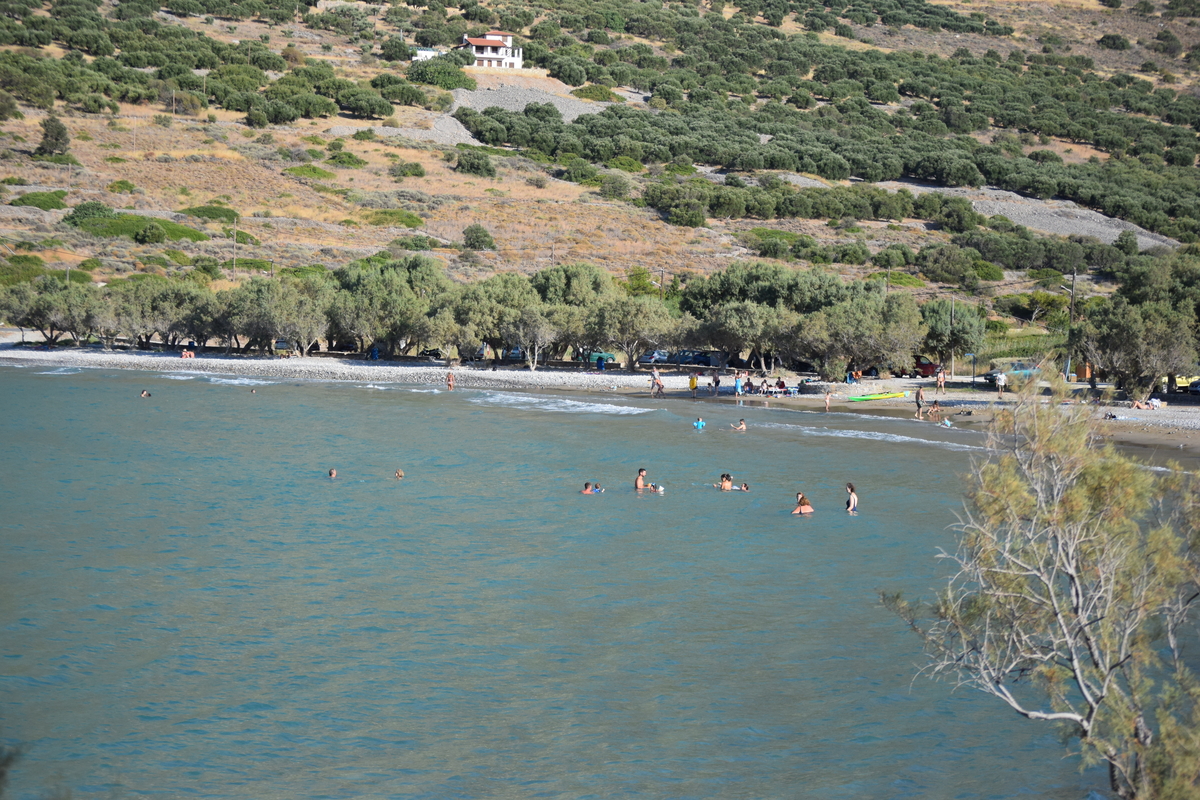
(325, 116), (479, 147)
(876, 180), (1177, 251)
(450, 85), (610, 122)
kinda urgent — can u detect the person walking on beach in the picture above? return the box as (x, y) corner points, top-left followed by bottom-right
(734, 372), (743, 397)
(915, 385), (925, 419)
(846, 483), (858, 513)
(792, 492), (814, 515)
(689, 372), (698, 399)
(446, 371), (455, 391)
(996, 371), (1007, 398)
(824, 391), (832, 412)
(635, 468), (648, 490)
(936, 367), (947, 395)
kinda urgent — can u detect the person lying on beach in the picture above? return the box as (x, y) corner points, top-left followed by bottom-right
(1132, 399), (1161, 410)
(731, 419), (746, 431)
(792, 492), (814, 515)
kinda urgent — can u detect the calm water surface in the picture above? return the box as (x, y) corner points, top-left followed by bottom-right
(0, 365), (1102, 798)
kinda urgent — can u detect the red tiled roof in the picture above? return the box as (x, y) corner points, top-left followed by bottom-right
(486, 30), (515, 36)
(465, 37), (506, 46)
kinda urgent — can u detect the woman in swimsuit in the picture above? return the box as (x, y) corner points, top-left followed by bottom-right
(792, 492), (814, 514)
(846, 482), (858, 513)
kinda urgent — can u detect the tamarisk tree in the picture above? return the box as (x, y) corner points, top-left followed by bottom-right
(884, 378), (1200, 799)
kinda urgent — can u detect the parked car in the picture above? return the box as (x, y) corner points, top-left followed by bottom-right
(983, 361), (1041, 386)
(1160, 373), (1200, 393)
(1188, 379), (1200, 395)
(910, 356), (942, 378)
(575, 351), (617, 364)
(639, 349), (670, 365)
(672, 349), (721, 367)
(503, 347), (526, 360)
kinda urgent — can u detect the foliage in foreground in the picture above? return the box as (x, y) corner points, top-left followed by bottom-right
(885, 382), (1200, 798)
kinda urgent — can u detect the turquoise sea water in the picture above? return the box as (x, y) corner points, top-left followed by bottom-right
(1, 364), (1101, 799)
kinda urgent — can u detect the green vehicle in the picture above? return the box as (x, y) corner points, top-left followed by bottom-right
(575, 351), (617, 364)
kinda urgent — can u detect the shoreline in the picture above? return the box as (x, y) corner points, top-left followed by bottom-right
(2, 343), (1196, 468)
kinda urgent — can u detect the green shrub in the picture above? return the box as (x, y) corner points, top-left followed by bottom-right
(107, 180), (137, 194)
(284, 164), (337, 180)
(11, 190), (67, 210)
(0, 258), (45, 285)
(462, 223), (495, 249)
(134, 221), (167, 244)
(0, 177), (25, 185)
(407, 56), (476, 90)
(77, 258), (102, 271)
(179, 205), (240, 223)
(974, 260), (1005, 281)
(163, 249), (193, 266)
(46, 269), (91, 285)
(77, 214), (209, 242)
(352, 128), (376, 141)
(1098, 34), (1131, 50)
(1029, 268), (1064, 288)
(388, 161), (426, 179)
(153, 114), (173, 127)
(8, 254), (43, 270)
(326, 151), (368, 168)
(364, 209), (422, 227)
(104, 156), (127, 164)
(985, 319), (1011, 334)
(31, 154), (81, 166)
(390, 234), (434, 250)
(63, 202), (117, 227)
(222, 227), (260, 245)
(748, 227), (801, 243)
(219, 257), (272, 271)
(571, 84), (624, 102)
(606, 156), (644, 173)
(867, 270), (925, 287)
(456, 150), (495, 177)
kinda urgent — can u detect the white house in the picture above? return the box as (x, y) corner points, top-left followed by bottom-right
(412, 47), (440, 62)
(457, 30), (523, 69)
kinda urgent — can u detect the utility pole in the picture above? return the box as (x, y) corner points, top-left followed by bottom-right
(659, 266), (666, 300)
(950, 297), (955, 381)
(1065, 266), (1078, 381)
(232, 218), (238, 277)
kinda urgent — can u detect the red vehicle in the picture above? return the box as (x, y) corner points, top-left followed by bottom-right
(911, 356), (942, 378)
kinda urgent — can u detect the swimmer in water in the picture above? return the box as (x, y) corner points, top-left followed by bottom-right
(593, 482), (604, 493)
(329, 469), (337, 479)
(140, 390), (150, 398)
(713, 473), (733, 491)
(635, 468), (648, 490)
(731, 419), (746, 431)
(395, 469), (404, 480)
(694, 417), (706, 431)
(581, 482), (595, 494)
(792, 492), (814, 515)
(739, 483), (750, 492)
(846, 482), (858, 513)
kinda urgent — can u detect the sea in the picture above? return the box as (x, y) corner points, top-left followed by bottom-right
(0, 364), (1104, 799)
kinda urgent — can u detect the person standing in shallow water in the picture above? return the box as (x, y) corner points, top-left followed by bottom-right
(635, 468), (648, 490)
(446, 371), (455, 391)
(846, 483), (858, 513)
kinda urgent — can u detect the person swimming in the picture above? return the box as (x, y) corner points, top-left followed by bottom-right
(635, 468), (648, 490)
(731, 419), (746, 431)
(738, 483), (750, 492)
(846, 482), (858, 513)
(713, 473), (733, 491)
(593, 482), (604, 493)
(792, 492), (814, 515)
(395, 469), (405, 480)
(694, 417), (706, 431)
(140, 390), (150, 398)
(581, 482), (595, 494)
(329, 468), (337, 479)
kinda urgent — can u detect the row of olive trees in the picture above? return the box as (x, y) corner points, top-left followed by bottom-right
(0, 256), (991, 379)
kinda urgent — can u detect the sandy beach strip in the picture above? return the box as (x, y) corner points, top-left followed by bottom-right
(3, 341), (1198, 466)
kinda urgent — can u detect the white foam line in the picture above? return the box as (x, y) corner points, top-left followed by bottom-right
(469, 390), (654, 416)
(755, 420), (986, 452)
